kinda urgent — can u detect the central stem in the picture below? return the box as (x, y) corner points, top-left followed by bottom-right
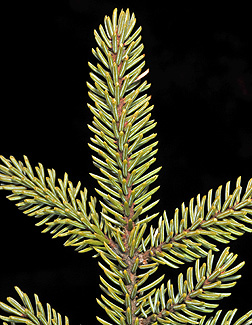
(111, 29), (139, 325)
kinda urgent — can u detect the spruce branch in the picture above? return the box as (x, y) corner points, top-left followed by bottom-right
(0, 7), (251, 325)
(139, 177), (252, 269)
(0, 154), (111, 253)
(136, 247), (246, 324)
(199, 309), (252, 325)
(87, 7), (160, 237)
(0, 287), (69, 325)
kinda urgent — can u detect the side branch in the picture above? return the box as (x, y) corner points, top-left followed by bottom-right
(138, 248), (245, 324)
(0, 155), (114, 254)
(0, 287), (69, 325)
(138, 178), (252, 268)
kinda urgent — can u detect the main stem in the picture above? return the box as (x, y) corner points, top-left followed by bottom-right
(110, 29), (140, 325)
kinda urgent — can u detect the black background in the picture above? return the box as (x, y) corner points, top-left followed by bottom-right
(1, 0), (252, 324)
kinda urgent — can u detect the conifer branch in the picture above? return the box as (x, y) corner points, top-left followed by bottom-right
(0, 7), (251, 325)
(137, 247), (246, 324)
(139, 177), (252, 269)
(87, 7), (160, 237)
(200, 309), (252, 325)
(0, 154), (110, 253)
(0, 286), (69, 325)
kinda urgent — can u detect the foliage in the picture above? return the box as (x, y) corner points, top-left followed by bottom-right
(0, 8), (252, 325)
